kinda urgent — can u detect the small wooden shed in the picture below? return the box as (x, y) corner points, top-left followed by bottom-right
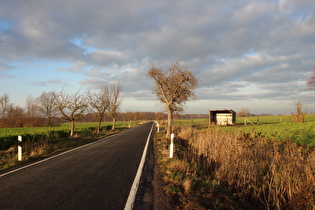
(208, 109), (236, 125)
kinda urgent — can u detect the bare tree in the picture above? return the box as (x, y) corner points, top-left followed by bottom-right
(307, 68), (315, 89)
(25, 95), (42, 126)
(54, 90), (87, 137)
(87, 84), (110, 133)
(292, 102), (306, 123)
(0, 94), (11, 119)
(26, 95), (40, 118)
(108, 82), (123, 130)
(238, 108), (251, 117)
(147, 61), (198, 139)
(36, 91), (58, 125)
(6, 106), (24, 127)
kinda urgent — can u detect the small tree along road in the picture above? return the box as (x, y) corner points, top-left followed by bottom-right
(147, 61), (198, 139)
(108, 82), (123, 130)
(54, 90), (87, 137)
(87, 84), (110, 133)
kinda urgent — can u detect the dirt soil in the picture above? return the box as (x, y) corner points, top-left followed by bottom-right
(133, 136), (174, 210)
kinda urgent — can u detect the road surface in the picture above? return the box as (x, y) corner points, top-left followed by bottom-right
(0, 122), (154, 210)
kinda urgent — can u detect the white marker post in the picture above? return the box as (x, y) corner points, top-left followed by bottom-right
(157, 124), (160, 132)
(18, 136), (22, 161)
(170, 133), (174, 158)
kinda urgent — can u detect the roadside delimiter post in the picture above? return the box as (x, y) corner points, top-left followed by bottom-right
(18, 135), (22, 161)
(170, 133), (174, 158)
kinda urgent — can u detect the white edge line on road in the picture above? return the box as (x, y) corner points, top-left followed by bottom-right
(0, 133), (118, 178)
(124, 122), (154, 210)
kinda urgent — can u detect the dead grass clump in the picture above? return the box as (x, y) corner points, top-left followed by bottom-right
(184, 127), (315, 209)
(167, 159), (190, 173)
(0, 147), (17, 169)
(0, 140), (52, 170)
(26, 141), (51, 157)
(182, 178), (194, 195)
(175, 125), (195, 140)
(157, 125), (315, 208)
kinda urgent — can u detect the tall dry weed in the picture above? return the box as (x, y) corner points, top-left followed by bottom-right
(176, 125), (195, 140)
(0, 140), (52, 170)
(178, 126), (315, 209)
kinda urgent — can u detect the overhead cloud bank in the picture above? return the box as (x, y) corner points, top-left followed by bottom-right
(0, 0), (315, 114)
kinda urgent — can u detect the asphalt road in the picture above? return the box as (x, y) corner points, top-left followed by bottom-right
(0, 122), (154, 210)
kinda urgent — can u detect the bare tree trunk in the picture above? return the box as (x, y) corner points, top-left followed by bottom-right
(70, 120), (75, 137)
(97, 119), (101, 133)
(166, 107), (173, 139)
(112, 117), (116, 130)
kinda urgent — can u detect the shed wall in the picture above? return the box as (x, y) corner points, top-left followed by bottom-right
(208, 109), (236, 125)
(216, 113), (233, 125)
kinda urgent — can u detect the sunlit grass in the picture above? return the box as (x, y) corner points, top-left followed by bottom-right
(173, 114), (315, 126)
(0, 121), (139, 150)
(173, 114), (315, 147)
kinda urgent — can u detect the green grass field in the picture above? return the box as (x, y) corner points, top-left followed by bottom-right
(0, 121), (137, 150)
(174, 114), (315, 147)
(236, 114), (315, 124)
(174, 114), (315, 126)
(220, 122), (315, 147)
(230, 114), (315, 147)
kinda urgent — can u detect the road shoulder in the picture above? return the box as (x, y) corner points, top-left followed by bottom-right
(134, 134), (173, 210)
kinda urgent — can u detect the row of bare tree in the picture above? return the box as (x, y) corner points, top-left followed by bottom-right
(0, 83), (123, 136)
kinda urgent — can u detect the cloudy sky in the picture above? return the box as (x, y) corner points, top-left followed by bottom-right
(1, 0), (315, 115)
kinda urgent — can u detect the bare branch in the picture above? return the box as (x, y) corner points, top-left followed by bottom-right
(307, 68), (315, 90)
(0, 94), (11, 118)
(54, 89), (87, 136)
(108, 82), (123, 130)
(147, 61), (198, 138)
(87, 84), (110, 133)
(36, 91), (58, 125)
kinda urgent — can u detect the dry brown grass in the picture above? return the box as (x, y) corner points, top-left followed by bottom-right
(0, 132), (106, 171)
(174, 125), (315, 209)
(0, 140), (52, 170)
(24, 140), (51, 157)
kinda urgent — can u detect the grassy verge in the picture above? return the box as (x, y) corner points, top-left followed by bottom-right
(155, 125), (315, 209)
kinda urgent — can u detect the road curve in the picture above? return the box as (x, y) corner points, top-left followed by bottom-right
(0, 122), (154, 210)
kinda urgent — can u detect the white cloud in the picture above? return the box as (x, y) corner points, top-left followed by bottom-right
(32, 80), (61, 87)
(0, 0), (315, 114)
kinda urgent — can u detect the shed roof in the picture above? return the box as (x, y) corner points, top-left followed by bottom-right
(208, 109), (235, 113)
